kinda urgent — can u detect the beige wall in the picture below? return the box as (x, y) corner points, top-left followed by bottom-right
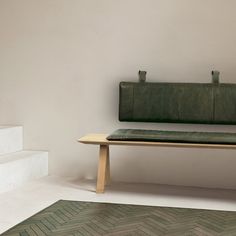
(1, 0), (236, 188)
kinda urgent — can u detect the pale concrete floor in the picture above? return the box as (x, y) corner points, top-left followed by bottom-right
(1, 176), (236, 234)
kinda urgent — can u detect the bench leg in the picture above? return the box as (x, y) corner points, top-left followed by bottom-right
(105, 146), (110, 186)
(96, 145), (110, 193)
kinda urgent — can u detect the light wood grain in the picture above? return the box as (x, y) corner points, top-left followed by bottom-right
(105, 145), (110, 186)
(96, 145), (109, 193)
(78, 134), (236, 149)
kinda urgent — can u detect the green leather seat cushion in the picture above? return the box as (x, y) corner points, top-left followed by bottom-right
(107, 129), (236, 144)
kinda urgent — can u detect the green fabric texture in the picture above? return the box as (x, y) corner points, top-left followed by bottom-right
(119, 82), (236, 124)
(107, 129), (236, 144)
(3, 200), (236, 235)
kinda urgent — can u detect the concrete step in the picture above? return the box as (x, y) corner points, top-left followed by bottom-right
(0, 151), (48, 193)
(0, 126), (23, 155)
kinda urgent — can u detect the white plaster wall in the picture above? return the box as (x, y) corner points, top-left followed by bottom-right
(1, 0), (236, 188)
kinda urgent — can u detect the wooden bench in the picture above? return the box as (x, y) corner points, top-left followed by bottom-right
(79, 71), (236, 193)
(78, 134), (236, 193)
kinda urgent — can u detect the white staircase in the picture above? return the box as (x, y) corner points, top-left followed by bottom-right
(0, 126), (48, 193)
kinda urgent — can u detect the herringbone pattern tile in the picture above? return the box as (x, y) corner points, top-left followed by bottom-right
(2, 200), (236, 236)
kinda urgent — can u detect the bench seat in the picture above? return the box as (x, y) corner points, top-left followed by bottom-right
(107, 129), (236, 145)
(79, 133), (236, 193)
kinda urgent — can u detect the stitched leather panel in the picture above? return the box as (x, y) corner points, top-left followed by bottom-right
(214, 84), (236, 124)
(119, 82), (215, 123)
(107, 129), (236, 144)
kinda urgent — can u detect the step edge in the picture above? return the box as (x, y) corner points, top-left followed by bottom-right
(0, 150), (49, 164)
(0, 125), (23, 129)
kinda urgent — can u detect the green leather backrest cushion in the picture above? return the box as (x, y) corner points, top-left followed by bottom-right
(119, 82), (236, 124)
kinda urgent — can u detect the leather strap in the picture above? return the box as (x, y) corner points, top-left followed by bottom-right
(212, 70), (220, 84)
(139, 71), (147, 83)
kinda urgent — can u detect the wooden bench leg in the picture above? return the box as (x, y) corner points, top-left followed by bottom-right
(105, 146), (110, 186)
(96, 145), (110, 193)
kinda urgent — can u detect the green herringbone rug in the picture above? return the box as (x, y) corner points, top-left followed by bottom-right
(2, 200), (236, 236)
